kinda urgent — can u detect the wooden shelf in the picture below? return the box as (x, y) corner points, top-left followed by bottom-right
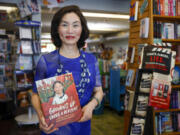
(172, 85), (180, 88)
(162, 39), (180, 43)
(175, 62), (180, 65)
(153, 15), (180, 21)
(154, 108), (180, 113)
(161, 132), (180, 135)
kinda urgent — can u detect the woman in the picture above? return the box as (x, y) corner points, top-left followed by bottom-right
(52, 81), (68, 105)
(31, 5), (103, 135)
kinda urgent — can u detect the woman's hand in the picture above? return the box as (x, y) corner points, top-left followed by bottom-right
(39, 115), (58, 134)
(78, 101), (95, 122)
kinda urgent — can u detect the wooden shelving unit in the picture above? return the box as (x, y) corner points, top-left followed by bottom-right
(124, 0), (180, 135)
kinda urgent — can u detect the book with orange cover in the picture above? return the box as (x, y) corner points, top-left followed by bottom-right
(35, 73), (82, 128)
(129, 1), (139, 21)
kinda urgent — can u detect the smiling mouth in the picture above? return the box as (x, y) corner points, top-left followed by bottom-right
(65, 36), (75, 39)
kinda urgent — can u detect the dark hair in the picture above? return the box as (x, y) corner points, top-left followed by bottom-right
(53, 81), (65, 93)
(51, 5), (89, 49)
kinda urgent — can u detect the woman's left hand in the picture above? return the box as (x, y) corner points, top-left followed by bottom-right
(78, 102), (95, 122)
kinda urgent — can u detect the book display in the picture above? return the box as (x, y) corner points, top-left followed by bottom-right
(0, 34), (15, 99)
(0, 33), (16, 119)
(124, 0), (180, 135)
(14, 20), (41, 125)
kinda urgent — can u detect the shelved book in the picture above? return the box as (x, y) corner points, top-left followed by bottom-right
(125, 69), (136, 87)
(149, 79), (171, 109)
(35, 73), (82, 128)
(129, 1), (139, 21)
(139, 17), (149, 38)
(155, 112), (180, 134)
(19, 27), (32, 39)
(130, 117), (145, 135)
(127, 47), (135, 63)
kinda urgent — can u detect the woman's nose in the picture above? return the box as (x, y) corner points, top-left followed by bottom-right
(67, 25), (73, 33)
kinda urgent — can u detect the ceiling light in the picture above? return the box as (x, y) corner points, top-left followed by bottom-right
(87, 22), (128, 31)
(41, 33), (51, 39)
(0, 6), (17, 12)
(82, 12), (129, 19)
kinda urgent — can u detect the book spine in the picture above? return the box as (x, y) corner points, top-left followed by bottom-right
(177, 0), (180, 16)
(173, 0), (176, 16)
(160, 0), (165, 15)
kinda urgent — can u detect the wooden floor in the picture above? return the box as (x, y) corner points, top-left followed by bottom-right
(0, 106), (124, 135)
(91, 106), (124, 135)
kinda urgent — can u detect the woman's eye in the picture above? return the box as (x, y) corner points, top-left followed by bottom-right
(73, 24), (80, 27)
(61, 23), (68, 27)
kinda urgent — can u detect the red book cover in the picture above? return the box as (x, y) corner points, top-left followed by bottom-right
(177, 0), (180, 16)
(149, 79), (171, 109)
(35, 73), (82, 128)
(160, 0), (165, 15)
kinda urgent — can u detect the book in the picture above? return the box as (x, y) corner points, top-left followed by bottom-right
(129, 1), (139, 21)
(130, 117), (145, 135)
(0, 53), (5, 63)
(35, 73), (82, 128)
(0, 65), (5, 76)
(127, 47), (135, 63)
(140, 0), (148, 15)
(19, 27), (32, 39)
(0, 39), (7, 52)
(125, 69), (136, 87)
(149, 79), (171, 109)
(135, 95), (149, 117)
(139, 17), (149, 38)
(139, 73), (153, 93)
(20, 40), (33, 54)
(124, 89), (135, 111)
(140, 45), (175, 75)
(16, 55), (33, 70)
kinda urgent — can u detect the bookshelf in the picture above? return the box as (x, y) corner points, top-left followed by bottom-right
(14, 20), (41, 107)
(124, 0), (180, 135)
(0, 34), (15, 97)
(0, 33), (16, 119)
(14, 20), (41, 125)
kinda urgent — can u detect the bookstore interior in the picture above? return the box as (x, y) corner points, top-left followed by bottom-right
(0, 0), (180, 135)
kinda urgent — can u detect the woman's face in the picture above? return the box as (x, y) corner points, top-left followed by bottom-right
(58, 12), (82, 46)
(54, 83), (64, 95)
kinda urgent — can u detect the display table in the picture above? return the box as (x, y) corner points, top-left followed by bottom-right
(15, 106), (39, 125)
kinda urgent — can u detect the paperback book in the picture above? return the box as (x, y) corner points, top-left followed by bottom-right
(130, 117), (145, 135)
(139, 17), (149, 38)
(149, 79), (171, 109)
(139, 73), (153, 93)
(35, 73), (82, 128)
(129, 1), (139, 21)
(125, 69), (136, 87)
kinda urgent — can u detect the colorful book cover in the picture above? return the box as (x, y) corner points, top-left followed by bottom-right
(36, 73), (82, 128)
(140, 45), (174, 75)
(149, 79), (171, 109)
(129, 1), (139, 21)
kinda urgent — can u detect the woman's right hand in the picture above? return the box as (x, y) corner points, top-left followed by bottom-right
(39, 115), (58, 134)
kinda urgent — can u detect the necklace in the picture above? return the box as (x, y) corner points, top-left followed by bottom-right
(55, 49), (91, 98)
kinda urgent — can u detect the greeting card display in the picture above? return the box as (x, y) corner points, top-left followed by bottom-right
(36, 73), (82, 128)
